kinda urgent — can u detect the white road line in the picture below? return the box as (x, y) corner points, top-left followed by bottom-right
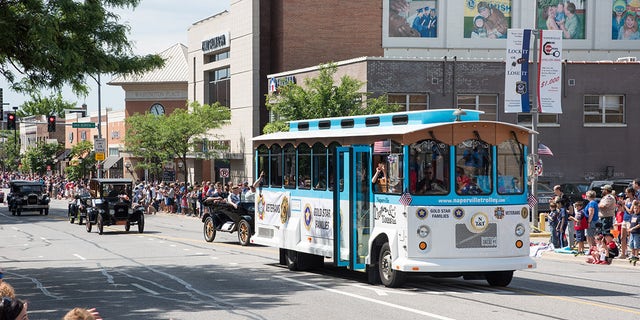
(131, 283), (160, 295)
(276, 276), (457, 320)
(352, 284), (417, 296)
(73, 254), (86, 260)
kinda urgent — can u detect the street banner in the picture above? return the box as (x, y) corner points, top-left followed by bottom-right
(537, 30), (563, 114)
(504, 29), (532, 113)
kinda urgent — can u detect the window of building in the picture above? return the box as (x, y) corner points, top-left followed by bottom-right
(80, 131), (86, 141)
(108, 148), (119, 157)
(111, 131), (120, 139)
(387, 94), (429, 111)
(207, 67), (230, 107)
(457, 94), (498, 120)
(517, 113), (559, 126)
(584, 95), (625, 125)
(206, 50), (229, 63)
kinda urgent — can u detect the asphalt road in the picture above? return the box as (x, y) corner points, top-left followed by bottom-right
(1, 197), (640, 320)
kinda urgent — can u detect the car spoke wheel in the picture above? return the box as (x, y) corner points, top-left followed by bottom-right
(203, 217), (216, 242)
(378, 243), (405, 288)
(237, 219), (251, 246)
(138, 214), (144, 233)
(97, 215), (104, 235)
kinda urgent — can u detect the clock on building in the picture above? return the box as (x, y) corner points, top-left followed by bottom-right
(150, 103), (165, 115)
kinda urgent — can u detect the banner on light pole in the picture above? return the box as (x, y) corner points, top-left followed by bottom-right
(537, 30), (563, 114)
(504, 29), (532, 113)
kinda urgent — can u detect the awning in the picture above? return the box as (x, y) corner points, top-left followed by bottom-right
(56, 149), (72, 161)
(101, 156), (122, 171)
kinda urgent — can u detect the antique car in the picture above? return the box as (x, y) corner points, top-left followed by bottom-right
(84, 178), (145, 235)
(7, 180), (50, 216)
(68, 194), (90, 225)
(202, 200), (254, 246)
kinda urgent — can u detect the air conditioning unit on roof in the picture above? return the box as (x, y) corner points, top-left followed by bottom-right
(617, 56), (637, 62)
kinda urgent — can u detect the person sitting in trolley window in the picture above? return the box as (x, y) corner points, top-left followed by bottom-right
(371, 161), (388, 192)
(416, 163), (447, 194)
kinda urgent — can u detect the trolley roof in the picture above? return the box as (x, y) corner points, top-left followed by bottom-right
(253, 109), (536, 147)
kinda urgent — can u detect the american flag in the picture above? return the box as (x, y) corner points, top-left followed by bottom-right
(399, 191), (412, 206)
(538, 143), (554, 156)
(373, 140), (391, 153)
(527, 193), (538, 208)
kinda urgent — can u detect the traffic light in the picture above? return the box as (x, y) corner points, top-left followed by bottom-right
(7, 113), (15, 130)
(47, 115), (56, 132)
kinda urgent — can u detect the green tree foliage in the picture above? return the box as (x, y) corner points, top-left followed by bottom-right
(125, 102), (231, 183)
(64, 141), (95, 182)
(0, 130), (21, 171)
(21, 141), (62, 175)
(17, 93), (76, 118)
(264, 63), (401, 133)
(0, 0), (164, 95)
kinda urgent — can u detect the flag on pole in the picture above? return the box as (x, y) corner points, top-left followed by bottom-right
(528, 193), (538, 208)
(399, 191), (412, 206)
(538, 143), (554, 156)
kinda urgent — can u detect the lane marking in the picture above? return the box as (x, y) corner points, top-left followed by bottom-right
(514, 288), (640, 316)
(352, 284), (417, 296)
(73, 254), (86, 260)
(131, 283), (160, 295)
(276, 276), (456, 320)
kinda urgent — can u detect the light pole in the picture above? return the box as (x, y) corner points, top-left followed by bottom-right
(89, 73), (103, 178)
(12, 106), (18, 160)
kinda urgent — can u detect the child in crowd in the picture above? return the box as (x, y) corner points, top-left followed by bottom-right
(571, 200), (587, 255)
(586, 234), (607, 264)
(548, 202), (560, 247)
(603, 233), (619, 264)
(628, 200), (640, 265)
(556, 199), (568, 248)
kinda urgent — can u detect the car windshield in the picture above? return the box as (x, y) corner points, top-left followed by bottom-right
(576, 184), (589, 193)
(18, 185), (44, 193)
(537, 183), (554, 193)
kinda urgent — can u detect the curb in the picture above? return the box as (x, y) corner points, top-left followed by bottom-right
(537, 250), (640, 269)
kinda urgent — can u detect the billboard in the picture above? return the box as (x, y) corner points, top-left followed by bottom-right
(463, 1), (512, 39)
(536, 0), (586, 39)
(612, 0), (640, 40)
(388, 0), (439, 38)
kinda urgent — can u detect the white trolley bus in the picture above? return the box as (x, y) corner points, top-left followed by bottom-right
(252, 109), (536, 287)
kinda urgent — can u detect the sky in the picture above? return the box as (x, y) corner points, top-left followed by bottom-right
(0, 0), (229, 113)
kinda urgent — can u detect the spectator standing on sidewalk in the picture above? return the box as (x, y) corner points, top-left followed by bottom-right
(618, 187), (636, 258)
(556, 199), (568, 248)
(570, 200), (588, 255)
(628, 200), (640, 263)
(548, 202), (560, 248)
(584, 190), (600, 248)
(553, 185), (573, 246)
(598, 184), (617, 233)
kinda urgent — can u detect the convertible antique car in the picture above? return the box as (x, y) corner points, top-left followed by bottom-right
(84, 178), (145, 235)
(202, 200), (254, 246)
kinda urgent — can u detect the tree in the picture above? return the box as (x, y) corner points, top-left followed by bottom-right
(264, 63), (401, 133)
(17, 93), (76, 118)
(0, 130), (21, 172)
(0, 0), (164, 95)
(64, 141), (95, 182)
(125, 102), (231, 183)
(21, 141), (62, 175)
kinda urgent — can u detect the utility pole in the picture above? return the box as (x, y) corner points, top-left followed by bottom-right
(531, 29), (540, 228)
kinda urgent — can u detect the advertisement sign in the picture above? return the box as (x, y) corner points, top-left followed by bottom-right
(536, 1), (585, 39)
(463, 0), (512, 39)
(504, 29), (532, 113)
(387, 0), (439, 38)
(537, 30), (563, 114)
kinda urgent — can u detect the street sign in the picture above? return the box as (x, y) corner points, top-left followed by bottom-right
(94, 138), (106, 153)
(72, 122), (96, 128)
(219, 168), (229, 178)
(95, 152), (105, 161)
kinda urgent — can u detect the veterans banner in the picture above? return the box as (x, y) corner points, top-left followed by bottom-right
(537, 30), (563, 114)
(256, 191), (290, 226)
(504, 29), (532, 113)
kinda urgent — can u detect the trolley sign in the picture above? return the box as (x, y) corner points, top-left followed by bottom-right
(219, 168), (230, 178)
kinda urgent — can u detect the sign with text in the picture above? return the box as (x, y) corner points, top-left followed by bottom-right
(537, 30), (563, 114)
(504, 29), (532, 113)
(72, 122), (95, 128)
(95, 152), (105, 161)
(94, 138), (106, 153)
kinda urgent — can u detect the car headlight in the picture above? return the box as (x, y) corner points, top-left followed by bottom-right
(417, 225), (430, 238)
(515, 223), (526, 237)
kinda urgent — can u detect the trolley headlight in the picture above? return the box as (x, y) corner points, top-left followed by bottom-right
(417, 225), (430, 238)
(515, 223), (526, 237)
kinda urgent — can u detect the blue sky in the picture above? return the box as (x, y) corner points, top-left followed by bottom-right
(0, 0), (229, 113)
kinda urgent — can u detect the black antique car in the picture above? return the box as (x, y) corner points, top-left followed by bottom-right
(84, 178), (145, 235)
(202, 200), (254, 246)
(7, 180), (50, 216)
